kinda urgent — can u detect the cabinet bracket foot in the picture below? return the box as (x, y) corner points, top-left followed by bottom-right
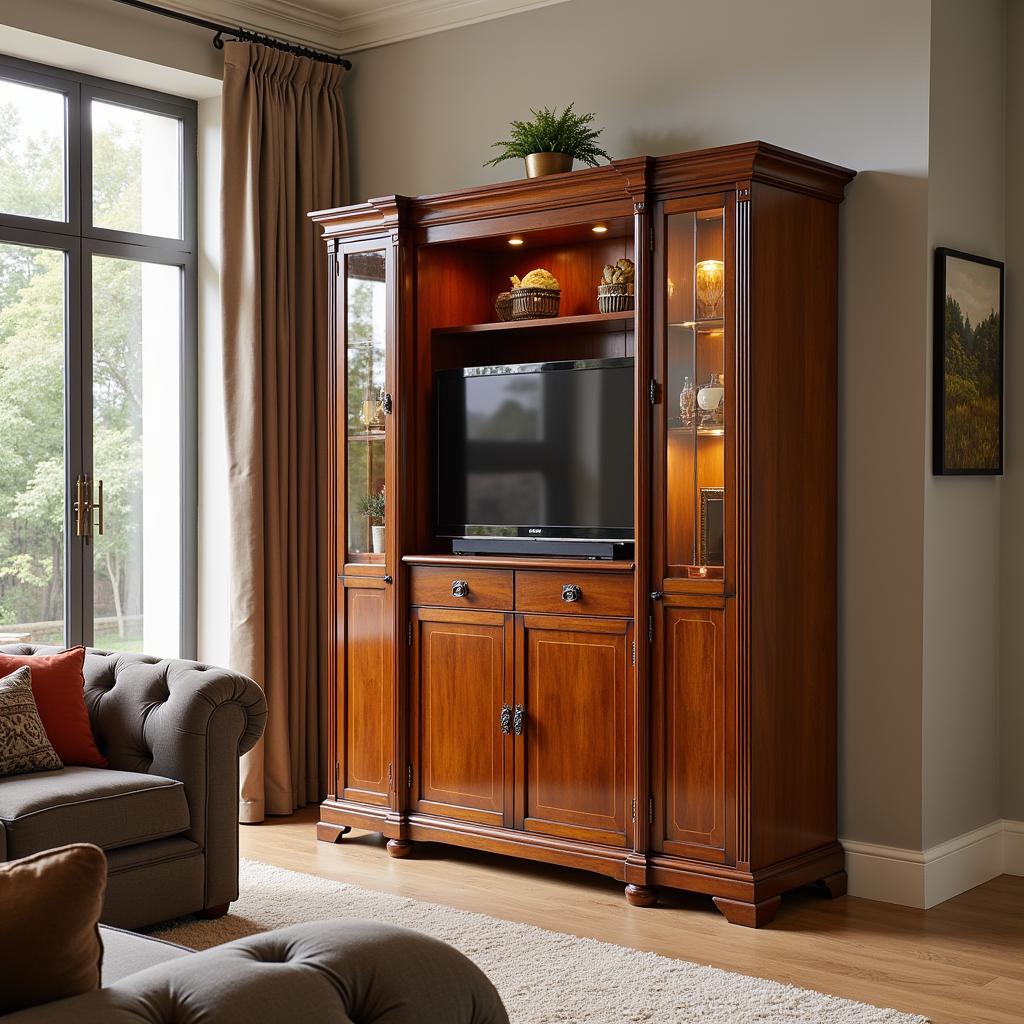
(817, 869), (848, 899)
(317, 821), (352, 844)
(712, 894), (781, 927)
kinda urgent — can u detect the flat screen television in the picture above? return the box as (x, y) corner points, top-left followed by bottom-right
(435, 357), (634, 545)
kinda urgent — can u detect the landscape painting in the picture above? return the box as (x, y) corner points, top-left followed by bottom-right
(934, 248), (1004, 474)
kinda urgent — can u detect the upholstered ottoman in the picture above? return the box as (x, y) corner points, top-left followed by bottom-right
(2, 920), (509, 1023)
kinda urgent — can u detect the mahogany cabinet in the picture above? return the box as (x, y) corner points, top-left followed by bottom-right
(312, 142), (854, 925)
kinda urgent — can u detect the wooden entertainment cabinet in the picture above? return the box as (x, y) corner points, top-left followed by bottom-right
(312, 143), (855, 926)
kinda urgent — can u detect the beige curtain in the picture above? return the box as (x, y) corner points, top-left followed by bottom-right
(221, 42), (348, 822)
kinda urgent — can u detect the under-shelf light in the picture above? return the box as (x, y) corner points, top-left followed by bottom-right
(592, 224), (608, 234)
(508, 236), (524, 246)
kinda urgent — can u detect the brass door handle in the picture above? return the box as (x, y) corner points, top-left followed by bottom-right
(74, 475), (88, 538)
(73, 475), (104, 542)
(513, 704), (526, 736)
(499, 704), (512, 735)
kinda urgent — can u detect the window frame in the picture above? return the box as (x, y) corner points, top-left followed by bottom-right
(0, 53), (198, 658)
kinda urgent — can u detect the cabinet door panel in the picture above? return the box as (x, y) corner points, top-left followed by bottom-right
(654, 604), (727, 860)
(339, 580), (393, 806)
(518, 616), (631, 847)
(412, 609), (512, 826)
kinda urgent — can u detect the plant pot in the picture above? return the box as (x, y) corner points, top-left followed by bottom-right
(525, 152), (573, 178)
(371, 524), (385, 554)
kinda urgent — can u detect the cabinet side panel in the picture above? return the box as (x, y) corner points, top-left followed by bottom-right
(748, 183), (839, 868)
(664, 607), (727, 854)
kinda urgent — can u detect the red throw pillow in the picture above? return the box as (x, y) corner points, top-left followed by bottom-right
(0, 648), (106, 768)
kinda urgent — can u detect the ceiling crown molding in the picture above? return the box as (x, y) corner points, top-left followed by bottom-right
(154, 0), (570, 55)
(331, 0), (570, 51)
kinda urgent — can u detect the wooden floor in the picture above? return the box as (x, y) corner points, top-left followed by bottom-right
(239, 808), (1024, 1024)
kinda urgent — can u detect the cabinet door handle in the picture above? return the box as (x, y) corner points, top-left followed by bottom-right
(513, 704), (526, 736)
(382, 392), (393, 415)
(561, 584), (582, 603)
(499, 704), (512, 735)
(451, 579), (470, 598)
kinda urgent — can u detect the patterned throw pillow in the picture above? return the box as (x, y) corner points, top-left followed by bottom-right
(0, 667), (63, 777)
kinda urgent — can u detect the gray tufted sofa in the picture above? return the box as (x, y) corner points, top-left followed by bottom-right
(0, 645), (267, 929)
(2, 920), (509, 1023)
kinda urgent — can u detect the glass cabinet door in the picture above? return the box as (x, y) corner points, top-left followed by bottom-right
(343, 249), (389, 566)
(663, 205), (726, 579)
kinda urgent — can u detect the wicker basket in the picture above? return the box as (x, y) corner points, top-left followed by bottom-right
(597, 283), (635, 314)
(494, 291), (513, 321)
(511, 287), (561, 320)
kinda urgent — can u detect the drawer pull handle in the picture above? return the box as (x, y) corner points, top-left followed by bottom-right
(451, 579), (470, 599)
(499, 704), (512, 735)
(513, 704), (526, 736)
(561, 584), (582, 603)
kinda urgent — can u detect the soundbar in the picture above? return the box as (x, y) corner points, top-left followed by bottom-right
(451, 537), (634, 560)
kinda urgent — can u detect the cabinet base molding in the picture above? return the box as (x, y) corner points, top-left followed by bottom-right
(712, 895), (781, 928)
(317, 804), (846, 926)
(625, 884), (658, 907)
(406, 812), (629, 880)
(319, 799), (396, 838)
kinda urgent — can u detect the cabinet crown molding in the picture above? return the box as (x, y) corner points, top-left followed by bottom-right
(310, 142), (855, 240)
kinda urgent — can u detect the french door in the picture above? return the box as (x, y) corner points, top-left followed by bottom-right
(0, 55), (196, 657)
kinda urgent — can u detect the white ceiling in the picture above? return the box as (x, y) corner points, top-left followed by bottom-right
(164, 0), (571, 54)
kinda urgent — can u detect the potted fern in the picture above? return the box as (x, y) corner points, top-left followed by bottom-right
(358, 490), (386, 554)
(485, 104), (611, 178)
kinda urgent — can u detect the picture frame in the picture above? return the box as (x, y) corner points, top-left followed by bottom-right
(934, 247), (1004, 475)
(699, 487), (725, 566)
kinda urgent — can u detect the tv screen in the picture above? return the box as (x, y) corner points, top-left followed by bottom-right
(435, 358), (634, 540)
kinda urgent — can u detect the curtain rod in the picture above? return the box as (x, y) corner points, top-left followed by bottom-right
(111, 0), (353, 70)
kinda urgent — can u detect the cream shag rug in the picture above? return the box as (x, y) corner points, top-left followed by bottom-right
(154, 860), (928, 1024)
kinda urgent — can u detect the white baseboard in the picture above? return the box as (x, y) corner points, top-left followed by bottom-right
(1005, 820), (1024, 875)
(842, 819), (1024, 909)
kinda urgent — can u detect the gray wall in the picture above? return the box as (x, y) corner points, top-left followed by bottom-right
(0, 0), (221, 80)
(923, 0), (1005, 848)
(1002, 2), (1024, 823)
(345, 0), (934, 849)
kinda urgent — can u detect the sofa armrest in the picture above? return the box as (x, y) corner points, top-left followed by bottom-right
(80, 650), (267, 908)
(0, 922), (510, 1024)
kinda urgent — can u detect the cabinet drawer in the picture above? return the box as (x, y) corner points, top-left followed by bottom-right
(409, 566), (513, 610)
(515, 571), (633, 617)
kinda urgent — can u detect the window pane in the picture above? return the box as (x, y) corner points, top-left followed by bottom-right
(0, 79), (66, 222)
(92, 100), (182, 238)
(92, 255), (181, 655)
(0, 243), (66, 644)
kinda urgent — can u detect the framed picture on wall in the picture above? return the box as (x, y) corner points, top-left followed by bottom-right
(934, 247), (1004, 475)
